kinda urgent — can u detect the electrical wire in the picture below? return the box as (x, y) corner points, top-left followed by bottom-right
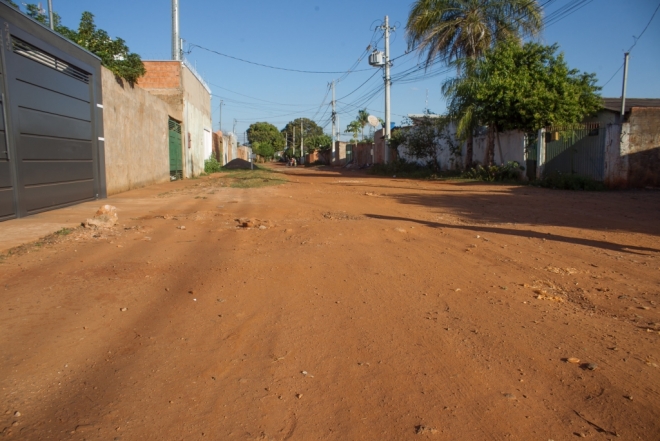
(600, 0), (660, 88)
(188, 43), (373, 74)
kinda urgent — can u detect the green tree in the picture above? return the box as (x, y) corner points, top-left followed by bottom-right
(345, 120), (361, 143)
(357, 109), (370, 140)
(23, 5), (146, 85)
(3, 0), (19, 9)
(72, 12), (145, 85)
(246, 122), (284, 159)
(444, 42), (602, 164)
(281, 118), (323, 152)
(305, 134), (332, 153)
(406, 0), (543, 167)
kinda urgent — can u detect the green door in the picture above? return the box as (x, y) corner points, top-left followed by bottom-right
(168, 119), (182, 179)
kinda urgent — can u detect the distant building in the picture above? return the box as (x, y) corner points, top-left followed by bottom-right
(138, 60), (212, 178)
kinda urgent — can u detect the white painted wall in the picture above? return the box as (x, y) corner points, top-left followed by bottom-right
(472, 130), (525, 166)
(397, 122), (526, 171)
(204, 128), (212, 160)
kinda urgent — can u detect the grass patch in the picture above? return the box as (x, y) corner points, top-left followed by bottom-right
(0, 226), (80, 262)
(215, 169), (287, 189)
(535, 172), (605, 191)
(369, 162), (469, 181)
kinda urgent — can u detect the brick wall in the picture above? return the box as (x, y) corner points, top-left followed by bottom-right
(140, 61), (181, 89)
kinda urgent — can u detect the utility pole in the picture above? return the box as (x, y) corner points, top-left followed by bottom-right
(620, 52), (630, 120)
(171, 0), (181, 61)
(233, 119), (237, 135)
(218, 100), (224, 132)
(47, 0), (54, 30)
(382, 15), (393, 163)
(300, 120), (304, 164)
(293, 127), (296, 157)
(331, 81), (336, 163)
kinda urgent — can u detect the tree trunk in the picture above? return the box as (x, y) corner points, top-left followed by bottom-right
(486, 125), (496, 166)
(465, 133), (474, 169)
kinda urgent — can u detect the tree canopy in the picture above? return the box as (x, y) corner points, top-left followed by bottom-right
(23, 5), (145, 85)
(305, 134), (332, 153)
(246, 122), (285, 159)
(406, 0), (542, 66)
(445, 41), (602, 134)
(281, 118), (323, 150)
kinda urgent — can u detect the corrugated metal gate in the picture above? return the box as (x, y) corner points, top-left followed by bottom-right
(168, 118), (182, 179)
(543, 123), (606, 181)
(0, 5), (104, 221)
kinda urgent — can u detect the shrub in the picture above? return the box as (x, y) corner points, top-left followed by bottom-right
(462, 161), (524, 182)
(537, 172), (604, 191)
(204, 155), (222, 174)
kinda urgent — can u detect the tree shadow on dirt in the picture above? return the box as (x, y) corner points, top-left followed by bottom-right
(365, 214), (660, 255)
(384, 187), (660, 237)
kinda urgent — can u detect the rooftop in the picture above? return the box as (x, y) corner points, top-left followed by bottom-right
(602, 98), (660, 113)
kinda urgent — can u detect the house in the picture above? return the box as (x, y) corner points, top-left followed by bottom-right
(137, 60), (213, 179)
(537, 98), (660, 187)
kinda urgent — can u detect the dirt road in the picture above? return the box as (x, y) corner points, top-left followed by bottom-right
(1, 165), (659, 440)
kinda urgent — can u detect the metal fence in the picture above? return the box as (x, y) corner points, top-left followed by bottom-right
(543, 123), (606, 181)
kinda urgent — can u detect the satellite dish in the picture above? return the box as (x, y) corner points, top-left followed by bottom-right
(367, 115), (379, 127)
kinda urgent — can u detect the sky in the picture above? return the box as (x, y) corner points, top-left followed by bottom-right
(31, 0), (660, 141)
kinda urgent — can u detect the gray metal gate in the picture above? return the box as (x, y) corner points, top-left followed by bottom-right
(543, 123), (606, 181)
(0, 4), (105, 220)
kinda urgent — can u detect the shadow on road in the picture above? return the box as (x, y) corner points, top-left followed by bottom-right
(365, 213), (660, 255)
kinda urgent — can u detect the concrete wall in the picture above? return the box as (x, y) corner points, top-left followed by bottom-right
(625, 107), (660, 187)
(330, 141), (347, 166)
(212, 131), (223, 162)
(472, 130), (525, 166)
(101, 67), (170, 195)
(181, 66), (212, 178)
(224, 133), (238, 164)
(396, 123), (524, 172)
(237, 146), (253, 161)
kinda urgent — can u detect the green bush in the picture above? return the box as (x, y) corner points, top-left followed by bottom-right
(204, 155), (222, 174)
(462, 161), (524, 182)
(369, 159), (466, 180)
(537, 172), (604, 191)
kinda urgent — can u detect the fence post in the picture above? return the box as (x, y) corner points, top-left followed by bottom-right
(536, 128), (546, 179)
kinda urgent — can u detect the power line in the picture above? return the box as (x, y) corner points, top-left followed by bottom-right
(189, 43), (373, 75)
(601, 0), (660, 87)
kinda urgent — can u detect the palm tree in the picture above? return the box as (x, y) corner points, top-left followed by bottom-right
(357, 109), (370, 140)
(345, 121), (362, 144)
(406, 0), (542, 166)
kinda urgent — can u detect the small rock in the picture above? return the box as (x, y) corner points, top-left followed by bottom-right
(120, 307), (127, 312)
(296, 393), (302, 399)
(415, 425), (438, 435)
(13, 411), (20, 417)
(503, 393), (516, 400)
(178, 226), (186, 230)
(567, 357), (580, 364)
(625, 395), (633, 401)
(586, 363), (598, 371)
(84, 205), (118, 229)
(258, 225), (267, 230)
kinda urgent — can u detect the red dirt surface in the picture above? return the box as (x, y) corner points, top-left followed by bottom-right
(1, 164), (659, 440)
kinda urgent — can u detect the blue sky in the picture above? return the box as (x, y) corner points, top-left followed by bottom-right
(34, 0), (660, 141)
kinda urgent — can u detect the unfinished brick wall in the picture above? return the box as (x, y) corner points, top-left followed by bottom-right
(627, 107), (660, 187)
(139, 61), (181, 89)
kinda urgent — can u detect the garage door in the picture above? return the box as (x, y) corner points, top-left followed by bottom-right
(0, 76), (14, 221)
(4, 33), (98, 216)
